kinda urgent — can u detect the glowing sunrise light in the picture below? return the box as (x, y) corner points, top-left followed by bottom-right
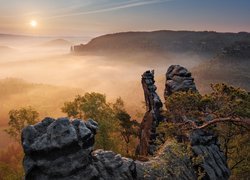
(30, 20), (37, 28)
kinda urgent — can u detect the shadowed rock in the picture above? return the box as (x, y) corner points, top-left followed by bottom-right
(22, 117), (139, 180)
(190, 130), (230, 180)
(163, 65), (230, 179)
(21, 65), (230, 180)
(137, 70), (165, 156)
(22, 117), (196, 180)
(164, 65), (197, 98)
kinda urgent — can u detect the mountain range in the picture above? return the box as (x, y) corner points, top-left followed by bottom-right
(72, 30), (250, 91)
(72, 30), (250, 57)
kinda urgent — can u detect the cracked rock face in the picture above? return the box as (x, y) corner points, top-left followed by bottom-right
(21, 65), (230, 180)
(22, 117), (98, 179)
(137, 70), (164, 156)
(22, 117), (140, 180)
(22, 117), (197, 180)
(190, 130), (230, 180)
(163, 65), (230, 179)
(164, 65), (197, 98)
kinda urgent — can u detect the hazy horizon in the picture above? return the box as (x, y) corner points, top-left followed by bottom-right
(1, 29), (250, 38)
(0, 1), (249, 179)
(1, 0), (250, 36)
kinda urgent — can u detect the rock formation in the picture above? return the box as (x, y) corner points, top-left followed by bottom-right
(163, 65), (230, 179)
(22, 117), (196, 180)
(190, 130), (230, 179)
(22, 117), (139, 180)
(164, 65), (197, 98)
(137, 70), (165, 156)
(21, 65), (230, 180)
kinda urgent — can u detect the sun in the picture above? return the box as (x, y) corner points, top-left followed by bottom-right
(30, 20), (37, 28)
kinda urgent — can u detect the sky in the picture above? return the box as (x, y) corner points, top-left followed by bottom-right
(0, 0), (250, 36)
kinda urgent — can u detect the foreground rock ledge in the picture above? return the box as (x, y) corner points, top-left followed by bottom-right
(22, 117), (196, 180)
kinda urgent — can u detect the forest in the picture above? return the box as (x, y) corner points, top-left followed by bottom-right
(0, 32), (249, 179)
(0, 80), (249, 179)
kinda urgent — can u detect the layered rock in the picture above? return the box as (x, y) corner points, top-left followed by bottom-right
(163, 65), (230, 179)
(22, 117), (139, 180)
(190, 130), (230, 180)
(22, 117), (196, 180)
(137, 70), (165, 156)
(21, 65), (230, 180)
(164, 65), (197, 98)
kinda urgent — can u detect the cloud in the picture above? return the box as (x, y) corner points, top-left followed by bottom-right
(45, 0), (172, 20)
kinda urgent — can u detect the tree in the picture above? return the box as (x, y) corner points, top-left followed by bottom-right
(113, 98), (139, 155)
(5, 107), (39, 141)
(116, 111), (139, 155)
(62, 92), (118, 150)
(62, 94), (139, 154)
(163, 83), (250, 178)
(62, 92), (110, 120)
(0, 144), (24, 179)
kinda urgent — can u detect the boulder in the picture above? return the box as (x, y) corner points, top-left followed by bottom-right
(22, 117), (98, 179)
(164, 65), (197, 98)
(22, 117), (196, 180)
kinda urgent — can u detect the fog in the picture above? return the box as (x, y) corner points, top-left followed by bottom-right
(0, 36), (207, 148)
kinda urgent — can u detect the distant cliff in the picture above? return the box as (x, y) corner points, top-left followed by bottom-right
(71, 31), (250, 91)
(192, 41), (250, 91)
(71, 31), (250, 57)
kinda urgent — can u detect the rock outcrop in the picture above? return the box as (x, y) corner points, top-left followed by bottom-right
(22, 117), (196, 180)
(190, 130), (230, 180)
(137, 70), (165, 156)
(163, 65), (230, 179)
(164, 65), (197, 98)
(22, 117), (139, 180)
(21, 65), (230, 180)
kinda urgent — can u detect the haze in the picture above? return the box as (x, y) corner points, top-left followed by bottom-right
(0, 0), (249, 148)
(1, 0), (250, 36)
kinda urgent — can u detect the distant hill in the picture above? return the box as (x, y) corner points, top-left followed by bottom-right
(192, 41), (250, 92)
(0, 45), (15, 52)
(40, 39), (72, 47)
(71, 31), (250, 58)
(0, 78), (84, 126)
(0, 34), (32, 38)
(71, 31), (250, 92)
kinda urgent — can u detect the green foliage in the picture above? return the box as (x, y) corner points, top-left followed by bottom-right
(62, 93), (108, 120)
(113, 98), (140, 155)
(206, 84), (250, 178)
(0, 144), (24, 180)
(0, 163), (23, 180)
(165, 90), (203, 121)
(5, 107), (39, 141)
(216, 123), (250, 179)
(208, 83), (250, 117)
(62, 92), (117, 150)
(151, 141), (194, 179)
(165, 83), (250, 120)
(62, 93), (138, 155)
(163, 83), (250, 178)
(157, 122), (182, 140)
(115, 108), (139, 154)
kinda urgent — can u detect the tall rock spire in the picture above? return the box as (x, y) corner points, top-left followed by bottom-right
(137, 70), (164, 156)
